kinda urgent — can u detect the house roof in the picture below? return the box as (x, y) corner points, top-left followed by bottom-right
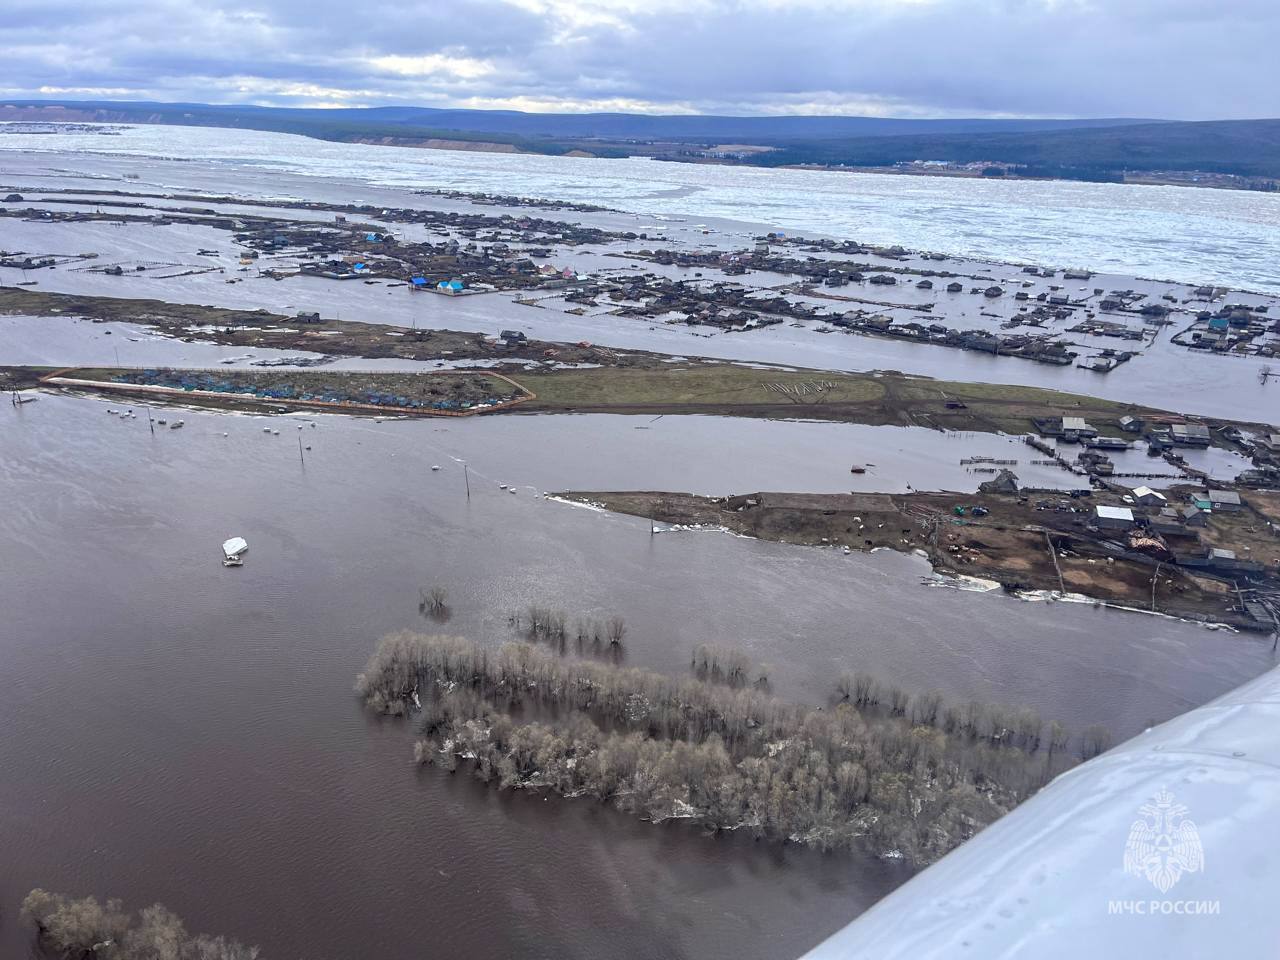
(1209, 490), (1241, 505)
(1095, 505), (1134, 521)
(1131, 485), (1166, 501)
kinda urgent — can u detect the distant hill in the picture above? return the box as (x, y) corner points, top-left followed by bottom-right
(2, 100), (1276, 184)
(0, 99), (1147, 142)
(741, 119), (1280, 180)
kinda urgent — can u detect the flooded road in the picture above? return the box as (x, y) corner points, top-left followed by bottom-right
(1, 395), (1273, 959)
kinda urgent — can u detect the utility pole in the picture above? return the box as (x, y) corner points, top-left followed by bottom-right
(298, 433), (304, 463)
(464, 463), (470, 500)
(147, 407), (154, 435)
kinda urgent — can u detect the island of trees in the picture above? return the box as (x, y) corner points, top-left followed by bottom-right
(21, 889), (260, 959)
(357, 632), (1105, 864)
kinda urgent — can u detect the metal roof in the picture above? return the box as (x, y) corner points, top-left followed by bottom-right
(1095, 505), (1134, 521)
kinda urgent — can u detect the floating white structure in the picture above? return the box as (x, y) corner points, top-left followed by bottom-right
(221, 537), (248, 567)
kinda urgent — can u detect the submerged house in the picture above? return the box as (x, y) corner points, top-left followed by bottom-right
(1171, 422), (1212, 447)
(436, 279), (465, 294)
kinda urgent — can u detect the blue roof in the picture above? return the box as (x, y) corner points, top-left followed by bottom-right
(411, 276), (427, 286)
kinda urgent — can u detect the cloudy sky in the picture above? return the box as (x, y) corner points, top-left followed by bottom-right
(1, 0), (1276, 118)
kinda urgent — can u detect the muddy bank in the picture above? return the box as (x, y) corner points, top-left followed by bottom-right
(566, 489), (1280, 630)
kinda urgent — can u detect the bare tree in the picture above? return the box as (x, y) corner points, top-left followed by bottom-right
(606, 616), (627, 645)
(419, 586), (449, 619)
(367, 632), (1075, 864)
(912, 691), (943, 727)
(887, 686), (910, 717)
(1080, 724), (1113, 760)
(21, 890), (260, 960)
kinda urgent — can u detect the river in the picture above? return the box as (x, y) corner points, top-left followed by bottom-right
(0, 394), (1274, 959)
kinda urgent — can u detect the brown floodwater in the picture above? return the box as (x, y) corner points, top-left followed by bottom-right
(1, 395), (1273, 959)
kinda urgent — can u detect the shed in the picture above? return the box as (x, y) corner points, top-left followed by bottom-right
(978, 469), (1020, 495)
(1180, 505), (1209, 527)
(1208, 490), (1242, 511)
(1130, 486), (1167, 507)
(1171, 423), (1211, 446)
(1094, 505), (1134, 529)
(1061, 416), (1097, 439)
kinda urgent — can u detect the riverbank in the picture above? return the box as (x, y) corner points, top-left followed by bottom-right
(563, 488), (1280, 631)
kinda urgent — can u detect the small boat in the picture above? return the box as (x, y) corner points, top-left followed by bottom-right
(431, 465), (441, 472)
(850, 465), (867, 474)
(169, 420), (184, 429)
(222, 536), (248, 567)
(499, 484), (508, 490)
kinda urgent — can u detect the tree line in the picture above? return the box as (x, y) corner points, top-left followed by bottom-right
(21, 889), (260, 959)
(509, 605), (627, 661)
(356, 633), (1101, 863)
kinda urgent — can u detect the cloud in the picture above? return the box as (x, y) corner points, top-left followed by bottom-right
(0, 0), (1275, 117)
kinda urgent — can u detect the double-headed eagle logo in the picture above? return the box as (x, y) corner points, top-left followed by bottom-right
(1123, 789), (1205, 893)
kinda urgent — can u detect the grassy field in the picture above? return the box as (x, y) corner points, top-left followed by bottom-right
(517, 363), (1158, 437)
(520, 365), (884, 408)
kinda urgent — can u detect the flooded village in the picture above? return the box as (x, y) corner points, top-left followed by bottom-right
(3, 165), (1279, 634)
(2, 136), (1279, 960)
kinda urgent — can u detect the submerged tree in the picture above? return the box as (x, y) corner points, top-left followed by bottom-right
(419, 585), (449, 621)
(21, 889), (261, 959)
(356, 632), (1090, 865)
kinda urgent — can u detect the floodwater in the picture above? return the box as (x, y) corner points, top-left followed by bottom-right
(4, 123), (1280, 290)
(2, 130), (1278, 958)
(0, 395), (1274, 959)
(0, 313), (1255, 490)
(1, 163), (1277, 422)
